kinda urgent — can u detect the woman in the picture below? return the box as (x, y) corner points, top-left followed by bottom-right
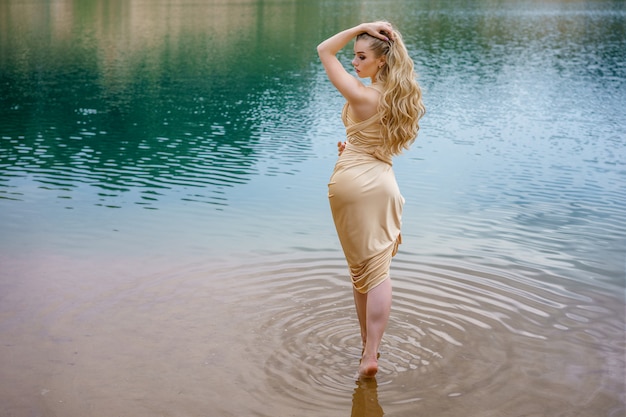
(317, 21), (425, 378)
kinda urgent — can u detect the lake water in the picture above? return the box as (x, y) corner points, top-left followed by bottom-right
(1, 0), (625, 416)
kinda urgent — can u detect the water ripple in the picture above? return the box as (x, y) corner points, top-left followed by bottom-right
(202, 251), (625, 415)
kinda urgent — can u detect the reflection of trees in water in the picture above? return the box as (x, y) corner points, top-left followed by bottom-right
(0, 0), (320, 206)
(351, 378), (384, 417)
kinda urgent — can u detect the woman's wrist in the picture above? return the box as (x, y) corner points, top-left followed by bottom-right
(353, 23), (367, 35)
(318, 24), (364, 56)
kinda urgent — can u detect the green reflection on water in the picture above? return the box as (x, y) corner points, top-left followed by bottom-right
(1, 0), (324, 202)
(0, 0), (624, 258)
(2, 0), (624, 206)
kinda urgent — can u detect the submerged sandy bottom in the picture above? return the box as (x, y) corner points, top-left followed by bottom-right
(0, 249), (624, 417)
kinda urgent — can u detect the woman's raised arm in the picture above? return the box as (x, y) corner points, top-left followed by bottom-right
(317, 22), (393, 103)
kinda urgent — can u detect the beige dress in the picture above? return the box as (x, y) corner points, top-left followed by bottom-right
(328, 86), (404, 294)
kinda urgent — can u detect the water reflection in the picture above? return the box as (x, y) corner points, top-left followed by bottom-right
(351, 379), (383, 417)
(0, 0), (321, 209)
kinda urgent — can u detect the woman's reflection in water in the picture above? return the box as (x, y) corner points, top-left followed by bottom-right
(351, 378), (384, 417)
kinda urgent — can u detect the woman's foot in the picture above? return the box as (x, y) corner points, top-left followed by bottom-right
(358, 354), (378, 378)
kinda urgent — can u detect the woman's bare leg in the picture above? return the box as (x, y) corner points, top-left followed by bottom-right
(353, 287), (367, 347)
(359, 277), (392, 378)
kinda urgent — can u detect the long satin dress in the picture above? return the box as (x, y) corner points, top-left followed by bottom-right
(328, 87), (404, 294)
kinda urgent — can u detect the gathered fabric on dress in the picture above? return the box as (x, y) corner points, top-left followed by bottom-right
(328, 85), (404, 294)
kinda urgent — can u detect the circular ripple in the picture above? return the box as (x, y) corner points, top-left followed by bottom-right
(208, 249), (624, 414)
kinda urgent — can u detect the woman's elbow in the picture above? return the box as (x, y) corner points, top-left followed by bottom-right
(316, 43), (325, 57)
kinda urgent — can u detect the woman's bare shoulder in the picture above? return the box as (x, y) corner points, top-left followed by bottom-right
(347, 87), (380, 121)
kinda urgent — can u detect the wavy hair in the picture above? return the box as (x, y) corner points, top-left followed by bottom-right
(357, 28), (425, 155)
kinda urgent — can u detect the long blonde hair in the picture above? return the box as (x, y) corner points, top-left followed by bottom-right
(357, 28), (425, 155)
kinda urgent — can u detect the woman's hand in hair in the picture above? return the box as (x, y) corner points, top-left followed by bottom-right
(360, 21), (394, 42)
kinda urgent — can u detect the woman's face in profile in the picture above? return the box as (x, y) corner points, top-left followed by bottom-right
(352, 39), (384, 79)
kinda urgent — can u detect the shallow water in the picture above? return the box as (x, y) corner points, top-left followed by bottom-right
(1, 0), (625, 416)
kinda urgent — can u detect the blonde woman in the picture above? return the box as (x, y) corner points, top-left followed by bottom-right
(318, 21), (425, 378)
